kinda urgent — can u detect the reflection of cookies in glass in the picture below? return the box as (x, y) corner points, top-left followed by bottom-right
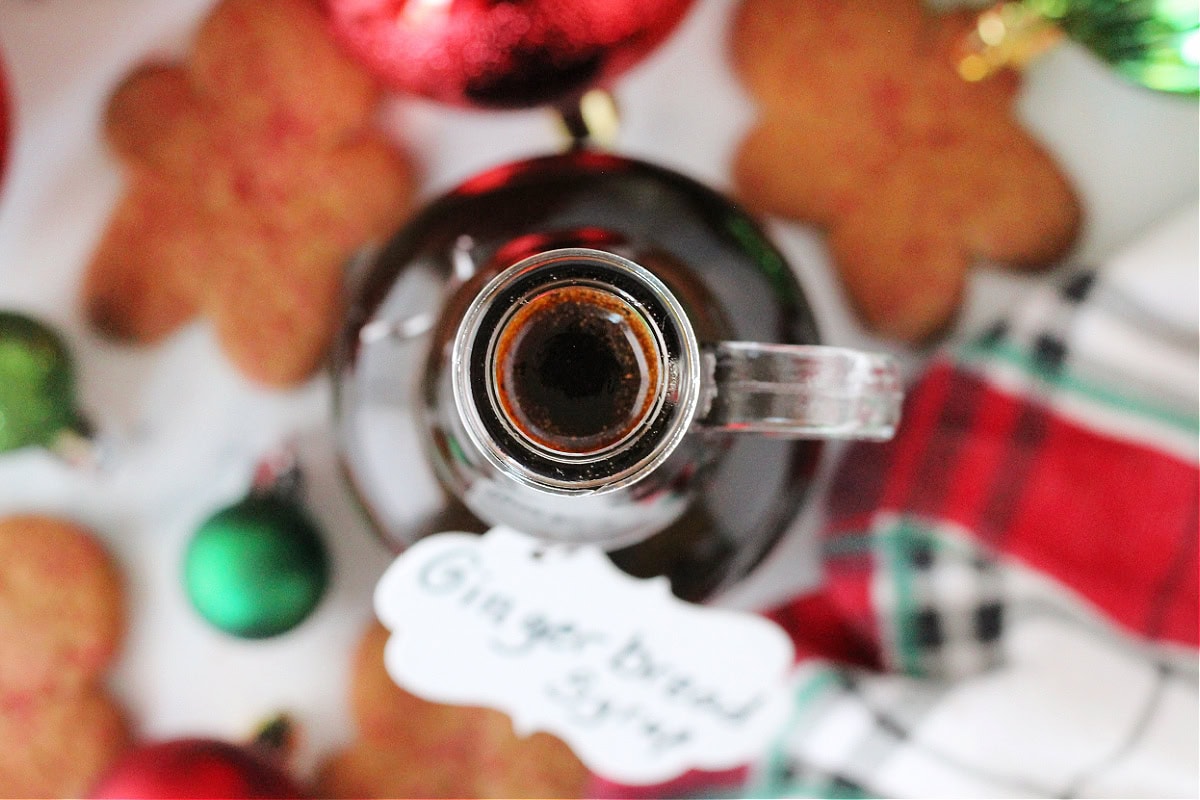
(731, 0), (1080, 342)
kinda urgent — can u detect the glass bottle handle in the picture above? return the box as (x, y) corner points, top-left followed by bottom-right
(697, 342), (903, 440)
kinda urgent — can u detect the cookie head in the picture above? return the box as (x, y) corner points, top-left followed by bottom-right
(0, 515), (125, 695)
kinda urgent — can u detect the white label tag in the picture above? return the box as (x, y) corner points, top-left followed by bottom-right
(374, 527), (795, 785)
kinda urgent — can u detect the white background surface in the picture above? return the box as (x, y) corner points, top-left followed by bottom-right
(0, 0), (1196, 780)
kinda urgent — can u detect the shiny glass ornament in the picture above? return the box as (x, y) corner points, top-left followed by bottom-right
(324, 0), (696, 109)
(0, 311), (87, 455)
(960, 0), (1199, 95)
(183, 453), (329, 639)
(90, 722), (304, 799)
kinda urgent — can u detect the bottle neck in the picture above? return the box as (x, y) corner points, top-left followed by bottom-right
(452, 248), (700, 494)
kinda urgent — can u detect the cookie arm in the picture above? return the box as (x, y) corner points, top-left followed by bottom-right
(82, 173), (203, 343)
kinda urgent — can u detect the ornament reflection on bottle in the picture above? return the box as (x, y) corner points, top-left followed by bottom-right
(0, 311), (97, 462)
(959, 0), (1199, 95)
(183, 448), (329, 639)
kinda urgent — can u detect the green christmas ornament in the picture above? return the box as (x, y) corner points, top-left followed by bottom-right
(1035, 0), (1200, 94)
(960, 0), (1199, 95)
(183, 452), (329, 639)
(0, 311), (89, 455)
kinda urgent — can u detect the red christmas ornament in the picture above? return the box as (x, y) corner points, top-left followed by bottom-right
(0, 52), (9, 186)
(89, 738), (305, 799)
(323, 0), (696, 109)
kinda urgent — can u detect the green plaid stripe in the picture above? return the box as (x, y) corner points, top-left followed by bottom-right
(958, 337), (1198, 437)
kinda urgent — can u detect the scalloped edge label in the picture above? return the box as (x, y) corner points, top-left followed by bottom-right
(374, 527), (795, 785)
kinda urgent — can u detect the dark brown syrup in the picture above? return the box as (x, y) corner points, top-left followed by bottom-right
(494, 286), (660, 455)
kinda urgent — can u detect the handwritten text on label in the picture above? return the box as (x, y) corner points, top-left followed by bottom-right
(374, 527), (795, 785)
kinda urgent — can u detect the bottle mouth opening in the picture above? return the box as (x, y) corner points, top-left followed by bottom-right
(453, 248), (700, 494)
(490, 283), (666, 458)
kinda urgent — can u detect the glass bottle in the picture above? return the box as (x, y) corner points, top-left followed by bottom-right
(333, 150), (900, 601)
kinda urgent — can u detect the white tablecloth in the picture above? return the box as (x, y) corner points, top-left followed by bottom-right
(0, 0), (1196, 779)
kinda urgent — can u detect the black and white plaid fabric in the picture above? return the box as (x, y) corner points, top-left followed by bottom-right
(872, 517), (1008, 681)
(746, 555), (1198, 797)
(739, 204), (1199, 799)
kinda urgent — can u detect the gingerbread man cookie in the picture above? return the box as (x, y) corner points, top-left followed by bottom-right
(83, 0), (415, 387)
(316, 620), (589, 799)
(0, 515), (130, 797)
(731, 0), (1081, 342)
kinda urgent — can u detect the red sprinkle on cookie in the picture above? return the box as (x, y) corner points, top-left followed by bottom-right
(84, 0), (415, 386)
(731, 0), (1081, 342)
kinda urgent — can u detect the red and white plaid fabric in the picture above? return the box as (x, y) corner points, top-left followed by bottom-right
(591, 203), (1198, 799)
